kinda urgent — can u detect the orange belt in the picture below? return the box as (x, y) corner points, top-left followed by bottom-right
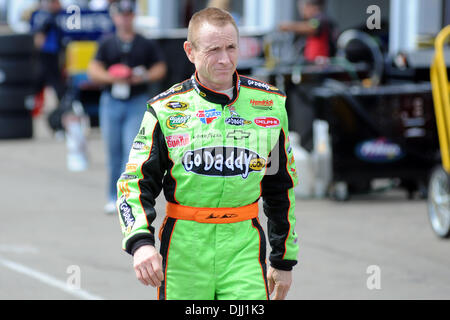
(166, 202), (259, 224)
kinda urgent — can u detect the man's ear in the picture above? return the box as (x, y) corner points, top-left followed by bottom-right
(184, 41), (195, 64)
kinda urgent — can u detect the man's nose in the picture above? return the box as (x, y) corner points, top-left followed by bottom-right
(217, 49), (231, 64)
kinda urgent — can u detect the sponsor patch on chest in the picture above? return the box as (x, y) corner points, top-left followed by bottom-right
(196, 109), (222, 124)
(166, 113), (190, 129)
(254, 117), (280, 128)
(165, 101), (189, 111)
(166, 134), (190, 148)
(181, 146), (266, 179)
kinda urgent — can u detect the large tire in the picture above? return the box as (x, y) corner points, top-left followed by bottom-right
(0, 112), (33, 139)
(427, 166), (450, 238)
(0, 58), (36, 85)
(0, 85), (36, 112)
(0, 34), (34, 57)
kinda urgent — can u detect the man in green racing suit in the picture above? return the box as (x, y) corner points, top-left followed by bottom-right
(117, 7), (299, 300)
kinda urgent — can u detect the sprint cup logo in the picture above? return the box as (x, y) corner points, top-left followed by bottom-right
(166, 113), (190, 129)
(165, 101), (189, 111)
(182, 146), (266, 179)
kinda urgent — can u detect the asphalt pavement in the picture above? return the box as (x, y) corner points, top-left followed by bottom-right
(1, 114), (449, 300)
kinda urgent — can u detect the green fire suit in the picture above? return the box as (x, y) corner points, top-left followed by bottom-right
(117, 71), (299, 300)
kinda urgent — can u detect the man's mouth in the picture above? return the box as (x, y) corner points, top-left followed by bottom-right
(215, 68), (233, 73)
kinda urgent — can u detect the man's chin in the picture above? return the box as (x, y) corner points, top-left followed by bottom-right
(213, 73), (234, 84)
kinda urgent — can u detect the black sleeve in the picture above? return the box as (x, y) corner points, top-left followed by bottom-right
(129, 118), (168, 255)
(260, 129), (298, 271)
(118, 107), (169, 255)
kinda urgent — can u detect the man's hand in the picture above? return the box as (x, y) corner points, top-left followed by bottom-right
(133, 245), (164, 287)
(267, 266), (292, 300)
(279, 22), (294, 32)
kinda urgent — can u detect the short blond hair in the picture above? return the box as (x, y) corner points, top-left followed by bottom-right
(187, 7), (239, 48)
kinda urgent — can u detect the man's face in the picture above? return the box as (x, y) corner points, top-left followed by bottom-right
(299, 2), (319, 20)
(184, 22), (239, 91)
(112, 11), (135, 31)
(46, 0), (61, 13)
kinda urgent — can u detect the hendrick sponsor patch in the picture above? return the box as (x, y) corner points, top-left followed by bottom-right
(166, 134), (190, 148)
(355, 138), (404, 163)
(182, 146), (266, 179)
(119, 195), (135, 233)
(166, 113), (190, 129)
(250, 99), (274, 110)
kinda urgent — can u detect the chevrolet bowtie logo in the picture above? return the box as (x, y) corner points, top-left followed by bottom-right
(226, 130), (251, 140)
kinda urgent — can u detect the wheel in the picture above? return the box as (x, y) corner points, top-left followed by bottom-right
(0, 85), (36, 112)
(0, 58), (35, 85)
(0, 112), (33, 139)
(0, 34), (34, 57)
(336, 29), (385, 86)
(427, 166), (450, 238)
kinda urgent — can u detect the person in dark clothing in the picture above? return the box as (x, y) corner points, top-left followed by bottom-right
(88, 0), (167, 214)
(31, 0), (68, 135)
(279, 0), (335, 62)
(278, 0), (336, 152)
(32, 0), (65, 100)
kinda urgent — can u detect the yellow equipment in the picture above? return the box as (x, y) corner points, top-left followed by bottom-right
(65, 40), (98, 75)
(428, 25), (450, 238)
(431, 25), (450, 173)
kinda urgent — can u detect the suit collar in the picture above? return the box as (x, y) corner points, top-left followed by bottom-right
(191, 71), (240, 106)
